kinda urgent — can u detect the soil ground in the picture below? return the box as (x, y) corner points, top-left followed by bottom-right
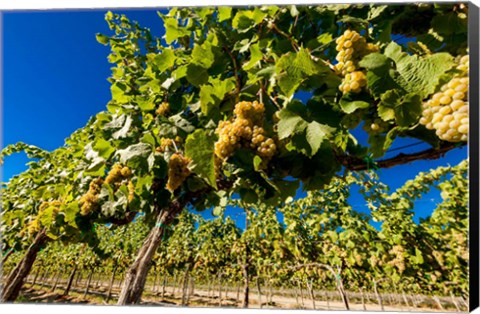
(14, 279), (465, 312)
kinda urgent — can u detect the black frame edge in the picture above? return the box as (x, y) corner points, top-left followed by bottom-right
(469, 1), (480, 312)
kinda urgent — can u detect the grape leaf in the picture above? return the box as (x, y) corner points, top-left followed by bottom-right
(305, 121), (335, 156)
(218, 7), (232, 22)
(162, 16), (191, 44)
(199, 78), (236, 115)
(95, 33), (109, 45)
(185, 129), (217, 189)
(277, 109), (308, 140)
(384, 42), (455, 98)
(154, 48), (176, 72)
(192, 41), (215, 69)
(339, 97), (370, 114)
(116, 143), (152, 171)
(276, 48), (329, 97)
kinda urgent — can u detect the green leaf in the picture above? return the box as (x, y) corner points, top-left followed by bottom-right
(185, 129), (217, 189)
(110, 82), (130, 103)
(305, 121), (334, 156)
(359, 53), (390, 70)
(368, 134), (386, 158)
(384, 42), (455, 98)
(112, 115), (133, 139)
(192, 41), (215, 69)
(290, 5), (299, 17)
(243, 43), (263, 71)
(232, 9), (266, 33)
(141, 132), (157, 148)
(218, 7), (232, 22)
(379, 90), (422, 126)
(367, 5), (388, 20)
(199, 78), (236, 115)
(253, 155), (263, 171)
(93, 139), (115, 160)
(277, 109), (308, 140)
(339, 97), (370, 114)
(64, 201), (79, 228)
(431, 12), (468, 35)
(116, 143), (152, 171)
(394, 93), (422, 127)
(365, 67), (401, 98)
(136, 96), (156, 112)
(405, 125), (441, 148)
(154, 48), (176, 72)
(95, 33), (109, 45)
(413, 247), (424, 264)
(317, 33), (333, 45)
(162, 16), (190, 44)
(276, 48), (329, 97)
(186, 64), (209, 86)
(85, 158), (106, 176)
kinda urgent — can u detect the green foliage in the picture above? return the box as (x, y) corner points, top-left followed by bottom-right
(1, 4), (470, 302)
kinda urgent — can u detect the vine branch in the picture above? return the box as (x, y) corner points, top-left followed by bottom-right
(340, 142), (464, 171)
(223, 45), (241, 103)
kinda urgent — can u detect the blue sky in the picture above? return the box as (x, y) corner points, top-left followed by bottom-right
(1, 8), (468, 229)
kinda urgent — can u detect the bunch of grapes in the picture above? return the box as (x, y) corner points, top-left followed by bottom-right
(334, 30), (378, 93)
(388, 245), (406, 274)
(105, 164), (132, 186)
(339, 71), (368, 94)
(26, 200), (62, 234)
(79, 177), (104, 215)
(166, 153), (191, 192)
(155, 102), (170, 116)
(233, 100), (265, 124)
(214, 101), (277, 169)
(419, 55), (469, 142)
(214, 120), (242, 160)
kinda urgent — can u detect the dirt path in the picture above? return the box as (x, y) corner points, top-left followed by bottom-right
(17, 280), (462, 312)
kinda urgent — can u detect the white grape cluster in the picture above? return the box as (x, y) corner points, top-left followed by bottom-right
(214, 101), (277, 169)
(334, 30), (378, 94)
(419, 55), (469, 142)
(387, 245), (406, 274)
(26, 200), (62, 234)
(79, 177), (104, 216)
(79, 164), (135, 216)
(166, 153), (191, 192)
(155, 102), (170, 116)
(155, 136), (183, 153)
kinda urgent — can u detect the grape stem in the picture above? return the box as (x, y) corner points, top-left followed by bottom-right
(171, 139), (179, 153)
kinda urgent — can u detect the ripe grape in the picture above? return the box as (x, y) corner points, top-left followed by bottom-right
(363, 118), (388, 134)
